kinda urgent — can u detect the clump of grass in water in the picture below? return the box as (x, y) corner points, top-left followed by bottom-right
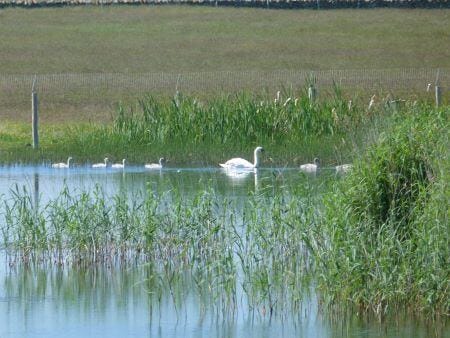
(0, 179), (320, 316)
(312, 104), (449, 316)
(0, 184), (238, 267)
(234, 181), (322, 316)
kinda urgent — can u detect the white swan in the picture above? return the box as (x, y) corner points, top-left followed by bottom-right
(145, 157), (166, 170)
(112, 159), (126, 169)
(52, 157), (72, 168)
(300, 158), (320, 173)
(335, 164), (352, 174)
(220, 146), (264, 170)
(92, 157), (109, 168)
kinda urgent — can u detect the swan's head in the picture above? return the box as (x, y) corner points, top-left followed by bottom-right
(159, 157), (166, 165)
(314, 158), (320, 166)
(68, 157), (73, 162)
(104, 157), (109, 163)
(255, 146), (265, 154)
(122, 159), (126, 164)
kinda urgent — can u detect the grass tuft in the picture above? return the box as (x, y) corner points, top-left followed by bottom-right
(313, 104), (449, 316)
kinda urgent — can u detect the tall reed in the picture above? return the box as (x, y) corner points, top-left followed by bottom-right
(0, 88), (396, 165)
(0, 178), (321, 314)
(113, 88), (361, 146)
(313, 104), (449, 316)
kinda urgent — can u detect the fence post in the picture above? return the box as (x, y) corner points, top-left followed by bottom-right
(32, 76), (39, 149)
(435, 86), (441, 107)
(308, 84), (316, 103)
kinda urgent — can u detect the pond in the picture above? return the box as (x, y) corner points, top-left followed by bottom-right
(0, 165), (445, 337)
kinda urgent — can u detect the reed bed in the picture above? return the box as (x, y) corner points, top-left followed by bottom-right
(70, 88), (407, 165)
(312, 104), (449, 316)
(114, 87), (361, 144)
(0, 87), (388, 165)
(0, 178), (322, 314)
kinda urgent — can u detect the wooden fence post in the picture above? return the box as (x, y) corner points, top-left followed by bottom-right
(32, 76), (39, 149)
(308, 84), (317, 103)
(435, 86), (441, 108)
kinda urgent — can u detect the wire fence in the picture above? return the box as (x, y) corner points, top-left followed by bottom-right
(0, 68), (448, 121)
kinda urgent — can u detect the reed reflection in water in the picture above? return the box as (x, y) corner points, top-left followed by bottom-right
(0, 258), (324, 338)
(0, 166), (445, 337)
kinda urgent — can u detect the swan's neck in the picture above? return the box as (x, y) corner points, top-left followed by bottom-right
(254, 150), (261, 168)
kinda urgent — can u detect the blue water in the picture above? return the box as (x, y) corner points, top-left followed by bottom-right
(0, 165), (446, 338)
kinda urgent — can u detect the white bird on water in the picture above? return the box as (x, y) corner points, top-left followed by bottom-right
(220, 146), (264, 170)
(335, 164), (353, 174)
(145, 157), (166, 170)
(112, 159), (126, 169)
(52, 157), (72, 169)
(92, 157), (109, 168)
(300, 158), (320, 173)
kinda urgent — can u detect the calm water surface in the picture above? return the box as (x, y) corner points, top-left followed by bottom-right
(0, 165), (446, 337)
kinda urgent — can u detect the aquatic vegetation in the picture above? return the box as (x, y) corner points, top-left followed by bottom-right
(313, 105), (449, 316)
(0, 102), (448, 319)
(113, 88), (361, 146)
(65, 87), (373, 165)
(0, 178), (322, 315)
(0, 88), (378, 165)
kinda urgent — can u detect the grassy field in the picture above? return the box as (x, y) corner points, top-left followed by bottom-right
(0, 7), (449, 123)
(0, 6), (449, 163)
(1, 7), (449, 74)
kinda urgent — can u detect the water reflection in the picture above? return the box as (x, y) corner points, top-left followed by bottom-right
(0, 259), (320, 338)
(0, 166), (447, 337)
(221, 168), (261, 191)
(0, 165), (300, 203)
(33, 172), (39, 210)
(0, 258), (444, 338)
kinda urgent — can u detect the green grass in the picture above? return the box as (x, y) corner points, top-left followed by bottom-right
(0, 7), (448, 122)
(1, 7), (449, 74)
(0, 89), (386, 165)
(311, 105), (449, 316)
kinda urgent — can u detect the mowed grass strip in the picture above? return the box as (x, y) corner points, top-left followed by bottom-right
(0, 7), (449, 74)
